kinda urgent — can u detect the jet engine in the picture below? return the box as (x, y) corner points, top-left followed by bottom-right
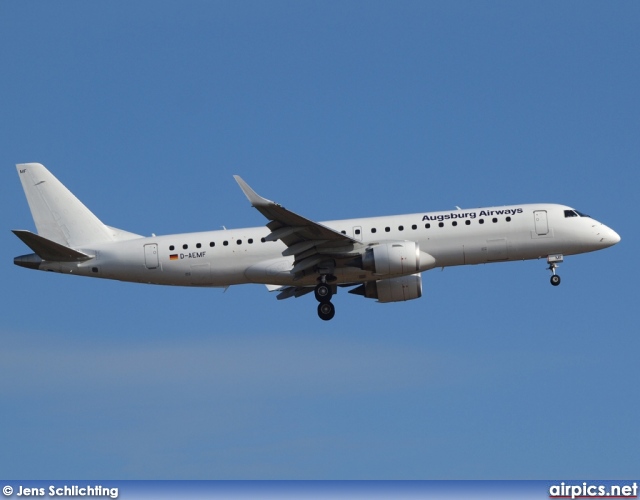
(362, 241), (420, 275)
(360, 241), (436, 276)
(349, 273), (423, 303)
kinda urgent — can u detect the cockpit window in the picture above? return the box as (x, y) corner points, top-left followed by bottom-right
(564, 209), (591, 218)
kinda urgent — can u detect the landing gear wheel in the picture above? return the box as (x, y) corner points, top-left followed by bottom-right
(547, 255), (563, 287)
(317, 302), (335, 321)
(314, 283), (332, 303)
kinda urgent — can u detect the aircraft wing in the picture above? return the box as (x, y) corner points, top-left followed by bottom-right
(234, 176), (359, 278)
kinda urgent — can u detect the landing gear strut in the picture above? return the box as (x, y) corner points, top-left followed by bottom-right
(547, 254), (563, 286)
(315, 276), (336, 320)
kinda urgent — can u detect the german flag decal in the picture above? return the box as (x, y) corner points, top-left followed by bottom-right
(170, 254), (179, 261)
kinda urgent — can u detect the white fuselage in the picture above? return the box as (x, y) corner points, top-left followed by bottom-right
(37, 203), (620, 287)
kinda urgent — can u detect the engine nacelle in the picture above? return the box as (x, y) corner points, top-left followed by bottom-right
(350, 273), (423, 303)
(361, 241), (435, 276)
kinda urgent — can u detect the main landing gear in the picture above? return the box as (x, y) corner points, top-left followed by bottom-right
(317, 301), (335, 321)
(315, 275), (336, 321)
(547, 254), (563, 286)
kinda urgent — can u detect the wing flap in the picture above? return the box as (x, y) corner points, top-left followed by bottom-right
(275, 286), (314, 300)
(281, 240), (328, 257)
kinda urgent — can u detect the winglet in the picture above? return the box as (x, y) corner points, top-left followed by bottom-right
(233, 175), (276, 208)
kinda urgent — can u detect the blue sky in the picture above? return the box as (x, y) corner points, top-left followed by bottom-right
(1, 1), (638, 479)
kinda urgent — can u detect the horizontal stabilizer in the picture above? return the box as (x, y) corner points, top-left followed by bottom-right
(12, 230), (92, 262)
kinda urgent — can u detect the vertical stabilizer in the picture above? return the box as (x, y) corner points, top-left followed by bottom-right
(16, 163), (115, 248)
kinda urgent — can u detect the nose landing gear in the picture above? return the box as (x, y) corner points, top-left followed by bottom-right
(547, 254), (563, 286)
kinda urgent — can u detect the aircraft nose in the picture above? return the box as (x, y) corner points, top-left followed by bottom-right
(608, 227), (621, 245)
(598, 225), (621, 247)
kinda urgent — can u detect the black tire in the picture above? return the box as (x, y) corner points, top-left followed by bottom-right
(314, 283), (332, 303)
(317, 301), (335, 321)
(550, 275), (561, 286)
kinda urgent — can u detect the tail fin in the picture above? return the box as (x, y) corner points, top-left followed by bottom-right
(16, 163), (139, 248)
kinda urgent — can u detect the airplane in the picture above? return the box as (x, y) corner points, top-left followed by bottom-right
(13, 163), (620, 321)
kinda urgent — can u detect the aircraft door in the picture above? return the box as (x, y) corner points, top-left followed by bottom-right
(353, 226), (363, 241)
(534, 210), (549, 235)
(144, 244), (159, 269)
